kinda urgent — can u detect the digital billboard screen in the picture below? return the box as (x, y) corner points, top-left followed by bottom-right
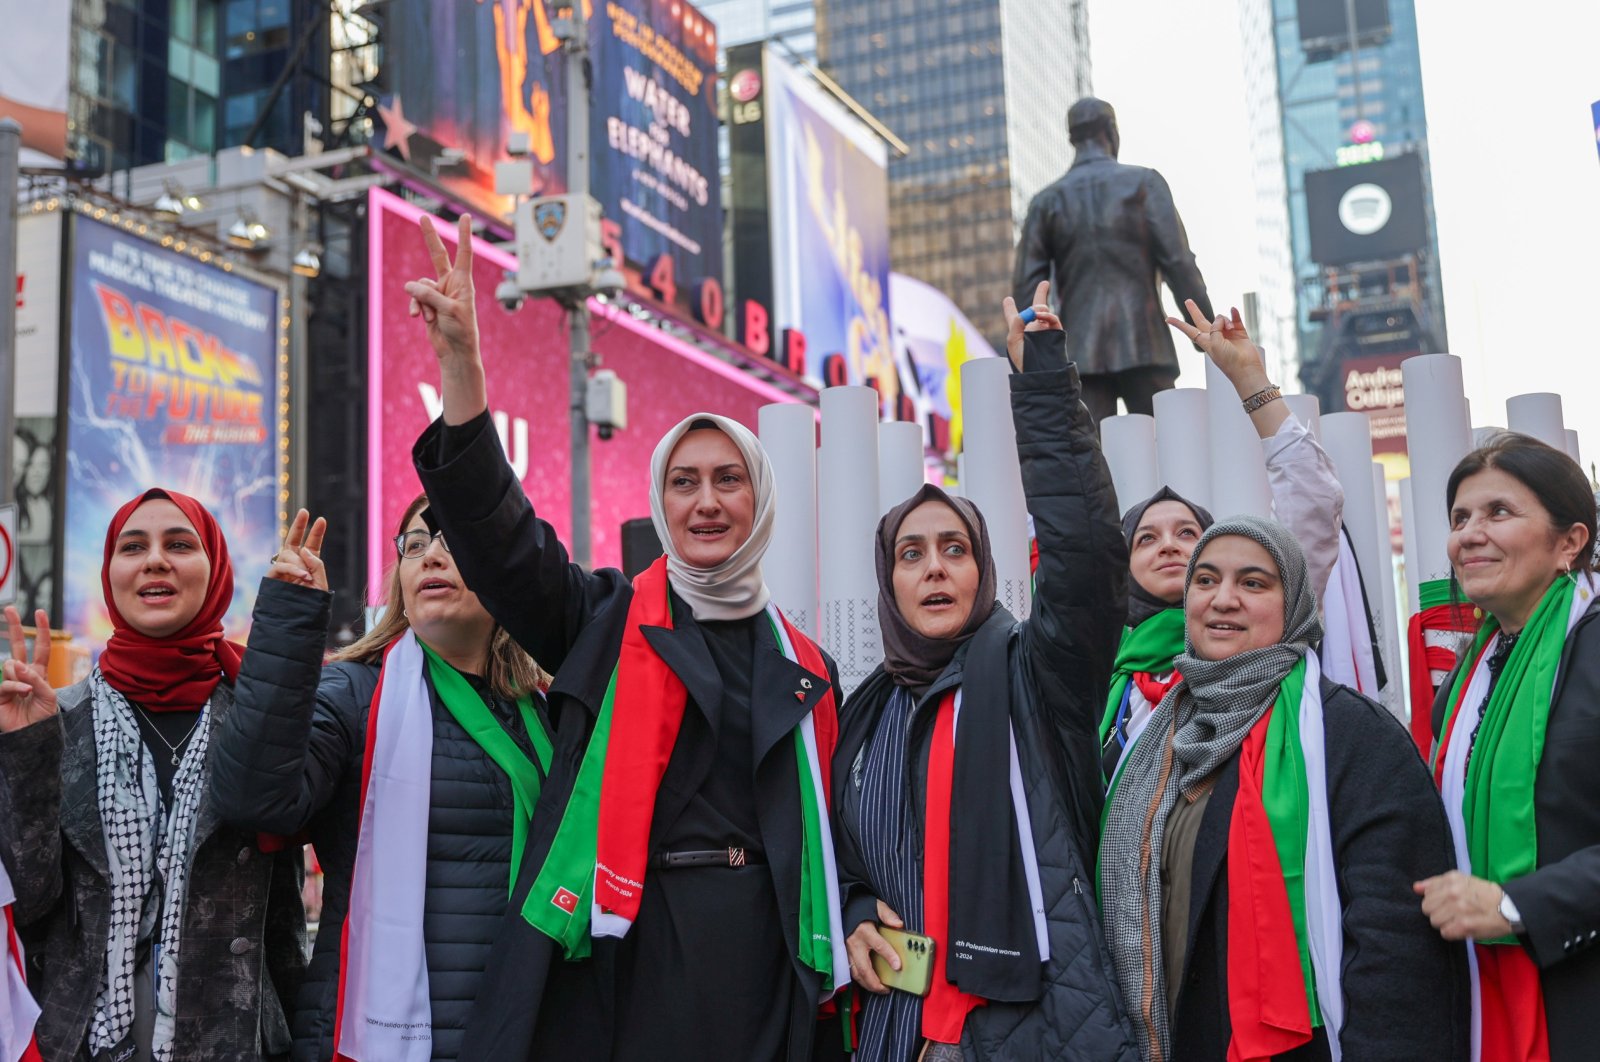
(366, 187), (796, 595)
(1305, 153), (1429, 266)
(380, 0), (722, 324)
(62, 217), (284, 651)
(726, 44), (896, 406)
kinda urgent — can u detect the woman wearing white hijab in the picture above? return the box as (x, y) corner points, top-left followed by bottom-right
(402, 215), (847, 1062)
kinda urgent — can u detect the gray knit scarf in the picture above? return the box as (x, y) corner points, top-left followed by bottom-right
(1100, 516), (1323, 1061)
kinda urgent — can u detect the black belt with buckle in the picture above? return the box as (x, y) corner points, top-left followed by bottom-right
(653, 847), (766, 869)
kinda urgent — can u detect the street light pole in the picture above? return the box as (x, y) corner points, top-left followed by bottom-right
(0, 119), (20, 505)
(564, 2), (594, 568)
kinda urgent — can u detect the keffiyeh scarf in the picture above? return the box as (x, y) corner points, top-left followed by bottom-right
(88, 669), (212, 1062)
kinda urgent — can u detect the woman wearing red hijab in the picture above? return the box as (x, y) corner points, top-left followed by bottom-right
(0, 488), (305, 1062)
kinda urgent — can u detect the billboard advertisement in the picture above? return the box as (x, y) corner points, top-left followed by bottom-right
(367, 187), (796, 598)
(1306, 153), (1429, 266)
(890, 272), (1000, 454)
(10, 208), (66, 619)
(726, 43), (896, 408)
(62, 217), (284, 650)
(1340, 350), (1417, 477)
(380, 0), (722, 324)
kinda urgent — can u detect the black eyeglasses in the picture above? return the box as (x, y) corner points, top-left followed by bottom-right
(394, 529), (451, 560)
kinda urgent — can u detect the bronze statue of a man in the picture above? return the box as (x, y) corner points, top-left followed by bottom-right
(1014, 98), (1213, 422)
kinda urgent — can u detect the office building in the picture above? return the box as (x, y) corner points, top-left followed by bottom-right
(65, 0), (329, 173)
(1237, 0), (1447, 396)
(816, 0), (1092, 350)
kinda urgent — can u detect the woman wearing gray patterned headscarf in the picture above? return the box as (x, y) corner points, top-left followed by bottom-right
(1099, 516), (1467, 1062)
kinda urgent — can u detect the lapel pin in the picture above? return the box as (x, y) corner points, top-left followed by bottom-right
(801, 678), (813, 689)
(794, 690), (806, 702)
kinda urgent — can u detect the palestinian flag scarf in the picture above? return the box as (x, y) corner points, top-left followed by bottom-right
(334, 632), (551, 1062)
(1101, 651), (1344, 1062)
(1, 859), (41, 1062)
(520, 558), (848, 991)
(1100, 609), (1187, 776)
(1433, 573), (1596, 1061)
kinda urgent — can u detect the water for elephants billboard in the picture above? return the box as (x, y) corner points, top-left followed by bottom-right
(367, 187), (795, 599)
(379, 0), (722, 324)
(63, 216), (283, 650)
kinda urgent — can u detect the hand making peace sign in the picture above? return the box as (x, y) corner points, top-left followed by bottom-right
(0, 605), (58, 733)
(404, 214), (480, 368)
(268, 509), (329, 592)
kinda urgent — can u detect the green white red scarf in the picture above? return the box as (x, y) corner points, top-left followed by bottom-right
(1433, 573), (1596, 1061)
(519, 558), (848, 992)
(1101, 652), (1344, 1061)
(1, 858), (41, 1062)
(334, 631), (550, 1062)
(1099, 609), (1187, 778)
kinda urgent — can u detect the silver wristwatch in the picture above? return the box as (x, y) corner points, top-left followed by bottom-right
(1499, 889), (1525, 934)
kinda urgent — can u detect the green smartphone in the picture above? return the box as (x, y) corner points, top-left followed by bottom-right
(871, 925), (936, 997)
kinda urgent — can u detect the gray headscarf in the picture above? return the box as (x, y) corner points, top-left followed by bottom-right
(875, 483), (999, 689)
(1100, 516), (1323, 1062)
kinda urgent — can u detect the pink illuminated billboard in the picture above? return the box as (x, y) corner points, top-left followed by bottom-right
(367, 187), (799, 598)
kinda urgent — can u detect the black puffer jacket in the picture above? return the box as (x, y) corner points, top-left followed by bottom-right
(832, 333), (1139, 1060)
(208, 578), (546, 1062)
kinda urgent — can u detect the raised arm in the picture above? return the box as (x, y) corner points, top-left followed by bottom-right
(210, 512), (359, 834)
(1008, 286), (1129, 739)
(1167, 300), (1344, 602)
(403, 215), (626, 671)
(0, 607), (64, 926)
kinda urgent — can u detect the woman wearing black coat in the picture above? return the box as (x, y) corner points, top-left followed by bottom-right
(831, 288), (1137, 1061)
(402, 214), (847, 1062)
(1099, 513), (1468, 1062)
(1419, 433), (1600, 1061)
(208, 499), (550, 1062)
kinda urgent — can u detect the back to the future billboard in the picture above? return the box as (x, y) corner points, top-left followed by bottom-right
(379, 0), (723, 325)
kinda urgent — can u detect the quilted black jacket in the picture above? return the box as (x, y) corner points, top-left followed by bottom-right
(208, 578), (545, 1062)
(831, 332), (1140, 1060)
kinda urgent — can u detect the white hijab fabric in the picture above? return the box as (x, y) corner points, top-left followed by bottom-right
(648, 412), (775, 621)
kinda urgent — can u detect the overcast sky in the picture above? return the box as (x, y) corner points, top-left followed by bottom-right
(1084, 0), (1600, 477)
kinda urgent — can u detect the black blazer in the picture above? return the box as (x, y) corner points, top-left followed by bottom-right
(1173, 680), (1469, 1061)
(1430, 593), (1600, 1061)
(409, 412), (839, 1062)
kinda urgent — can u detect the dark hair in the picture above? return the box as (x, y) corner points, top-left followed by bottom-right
(1445, 432), (1596, 574)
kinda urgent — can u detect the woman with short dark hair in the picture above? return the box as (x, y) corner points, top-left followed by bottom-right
(1418, 432), (1600, 1061)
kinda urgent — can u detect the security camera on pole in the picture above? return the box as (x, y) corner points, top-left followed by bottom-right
(494, 3), (627, 568)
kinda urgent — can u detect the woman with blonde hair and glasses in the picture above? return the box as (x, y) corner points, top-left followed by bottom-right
(209, 495), (553, 1062)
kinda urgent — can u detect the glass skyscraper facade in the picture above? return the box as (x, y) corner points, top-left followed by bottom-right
(1238, 0), (1446, 388)
(817, 0), (1092, 351)
(66, 0), (327, 173)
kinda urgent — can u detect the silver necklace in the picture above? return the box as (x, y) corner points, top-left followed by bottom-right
(137, 706), (203, 766)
